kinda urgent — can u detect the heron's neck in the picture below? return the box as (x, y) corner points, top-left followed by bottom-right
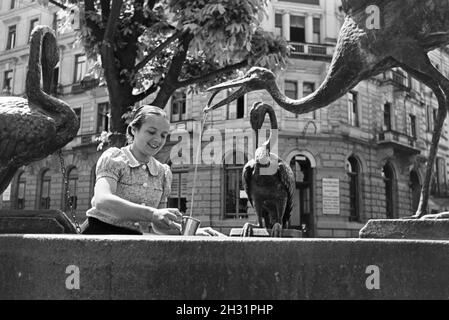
(266, 81), (317, 115)
(25, 27), (77, 136)
(265, 106), (278, 130)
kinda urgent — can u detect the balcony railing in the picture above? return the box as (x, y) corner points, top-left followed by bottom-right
(64, 134), (100, 150)
(378, 130), (420, 155)
(381, 70), (410, 91)
(289, 42), (335, 60)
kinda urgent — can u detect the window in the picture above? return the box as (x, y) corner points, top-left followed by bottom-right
(224, 152), (249, 219)
(227, 93), (245, 120)
(303, 82), (316, 118)
(382, 163), (395, 219)
(29, 18), (39, 41)
(74, 54), (86, 83)
(50, 66), (60, 95)
(171, 90), (187, 122)
(409, 170), (420, 213)
(433, 109), (438, 131)
(435, 157), (447, 196)
(89, 166), (96, 208)
(313, 18), (321, 43)
(290, 15), (305, 43)
(3, 70), (13, 93)
(40, 170), (51, 209)
(74, 108), (81, 134)
(275, 13), (283, 37)
(6, 25), (16, 50)
(97, 102), (110, 133)
(409, 114), (417, 138)
(15, 172), (26, 210)
(348, 91), (359, 127)
(167, 171), (188, 214)
(285, 80), (297, 99)
(384, 103), (392, 131)
(65, 167), (78, 211)
(347, 157), (360, 222)
(426, 105), (433, 133)
(10, 0), (15, 9)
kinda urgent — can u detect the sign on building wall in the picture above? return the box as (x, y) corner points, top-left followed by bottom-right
(322, 178), (340, 215)
(1, 184), (11, 201)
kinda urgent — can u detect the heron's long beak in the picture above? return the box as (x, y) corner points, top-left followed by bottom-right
(203, 74), (252, 113)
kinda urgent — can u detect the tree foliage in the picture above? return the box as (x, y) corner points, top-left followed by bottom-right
(43, 0), (290, 144)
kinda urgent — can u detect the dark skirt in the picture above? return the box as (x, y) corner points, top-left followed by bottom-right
(81, 217), (142, 235)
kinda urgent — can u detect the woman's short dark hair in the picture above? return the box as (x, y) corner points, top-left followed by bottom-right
(126, 105), (167, 143)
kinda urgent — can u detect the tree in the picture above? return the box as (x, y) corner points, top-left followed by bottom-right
(42, 0), (290, 146)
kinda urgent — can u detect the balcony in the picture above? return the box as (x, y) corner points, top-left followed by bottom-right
(289, 42), (335, 61)
(64, 134), (100, 150)
(71, 76), (100, 94)
(377, 130), (421, 155)
(380, 70), (410, 92)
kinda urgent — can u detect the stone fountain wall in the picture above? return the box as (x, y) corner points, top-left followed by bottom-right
(1, 234), (449, 299)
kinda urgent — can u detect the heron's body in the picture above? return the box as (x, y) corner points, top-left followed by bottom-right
(0, 26), (79, 194)
(243, 156), (294, 234)
(240, 103), (295, 237)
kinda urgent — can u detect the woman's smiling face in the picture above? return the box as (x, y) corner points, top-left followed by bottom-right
(131, 114), (170, 160)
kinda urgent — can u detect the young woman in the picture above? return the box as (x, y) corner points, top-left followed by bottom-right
(83, 105), (222, 236)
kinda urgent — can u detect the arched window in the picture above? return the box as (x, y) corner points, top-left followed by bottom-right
(168, 169), (188, 214)
(409, 170), (421, 213)
(382, 163), (395, 219)
(436, 157), (448, 196)
(65, 167), (78, 210)
(39, 169), (51, 209)
(89, 165), (96, 208)
(347, 156), (361, 222)
(15, 171), (26, 210)
(289, 154), (314, 236)
(224, 152), (249, 219)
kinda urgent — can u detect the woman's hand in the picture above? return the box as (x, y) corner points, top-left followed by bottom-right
(151, 208), (182, 233)
(195, 227), (227, 237)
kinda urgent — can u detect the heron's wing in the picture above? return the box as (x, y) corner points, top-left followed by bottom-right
(277, 160), (296, 217)
(0, 98), (55, 165)
(0, 100), (28, 164)
(242, 160), (255, 208)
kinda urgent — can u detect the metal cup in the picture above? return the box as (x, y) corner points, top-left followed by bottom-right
(181, 216), (201, 235)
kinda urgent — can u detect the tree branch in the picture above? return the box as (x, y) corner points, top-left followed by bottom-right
(101, 0), (123, 88)
(151, 33), (193, 107)
(100, 0), (111, 26)
(85, 0), (104, 42)
(103, 0), (122, 44)
(48, 0), (67, 9)
(131, 84), (159, 104)
(133, 30), (182, 72)
(177, 60), (248, 87)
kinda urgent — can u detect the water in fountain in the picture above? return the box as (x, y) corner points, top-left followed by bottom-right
(189, 111), (209, 217)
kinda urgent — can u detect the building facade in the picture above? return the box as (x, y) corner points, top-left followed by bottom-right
(1, 0), (449, 237)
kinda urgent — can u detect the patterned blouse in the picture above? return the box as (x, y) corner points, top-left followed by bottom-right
(86, 146), (172, 232)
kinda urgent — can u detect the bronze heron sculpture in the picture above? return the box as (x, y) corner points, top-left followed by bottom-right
(0, 26), (79, 194)
(204, 1), (449, 219)
(241, 102), (295, 237)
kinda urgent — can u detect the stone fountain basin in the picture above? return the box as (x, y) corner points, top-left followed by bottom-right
(1, 234), (449, 299)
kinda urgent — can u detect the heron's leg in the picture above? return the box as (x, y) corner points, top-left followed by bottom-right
(242, 222), (258, 237)
(394, 50), (449, 218)
(241, 202), (263, 237)
(271, 223), (282, 237)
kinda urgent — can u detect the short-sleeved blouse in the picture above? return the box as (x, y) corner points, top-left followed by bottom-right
(86, 146), (172, 232)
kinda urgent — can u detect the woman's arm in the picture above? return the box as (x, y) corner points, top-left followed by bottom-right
(94, 177), (181, 226)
